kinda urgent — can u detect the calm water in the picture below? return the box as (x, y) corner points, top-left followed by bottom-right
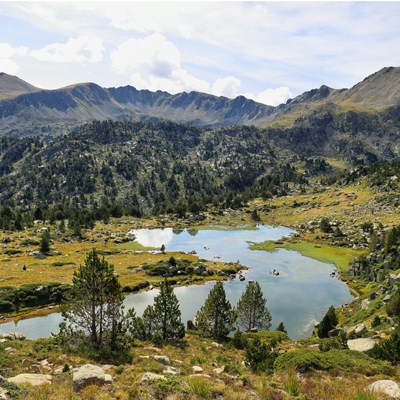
(0, 226), (352, 339)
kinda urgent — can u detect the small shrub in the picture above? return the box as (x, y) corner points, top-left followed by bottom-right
(115, 365), (124, 374)
(232, 329), (248, 349)
(190, 356), (206, 365)
(187, 376), (211, 399)
(152, 333), (163, 347)
(274, 349), (392, 375)
(245, 338), (276, 373)
(371, 315), (381, 328)
(284, 368), (300, 396)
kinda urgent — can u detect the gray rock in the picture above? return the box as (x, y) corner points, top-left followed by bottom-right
(187, 320), (197, 330)
(193, 265), (207, 275)
(355, 324), (367, 335)
(153, 355), (170, 365)
(8, 373), (52, 386)
(141, 372), (166, 385)
(347, 338), (376, 353)
(366, 380), (400, 399)
(328, 328), (344, 337)
(73, 364), (111, 391)
(384, 294), (392, 303)
(361, 299), (370, 309)
(163, 367), (180, 375)
(213, 366), (226, 374)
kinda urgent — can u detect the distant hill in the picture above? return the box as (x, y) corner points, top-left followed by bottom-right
(0, 66), (399, 136)
(0, 72), (40, 100)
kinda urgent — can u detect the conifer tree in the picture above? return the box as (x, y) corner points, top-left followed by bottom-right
(62, 249), (124, 349)
(153, 280), (185, 341)
(39, 229), (50, 253)
(236, 281), (271, 332)
(196, 281), (235, 339)
(317, 305), (338, 338)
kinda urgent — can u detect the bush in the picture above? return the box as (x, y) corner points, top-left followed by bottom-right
(0, 300), (15, 312)
(152, 333), (164, 347)
(320, 218), (332, 233)
(274, 349), (392, 375)
(369, 326), (400, 365)
(245, 338), (276, 373)
(232, 329), (248, 349)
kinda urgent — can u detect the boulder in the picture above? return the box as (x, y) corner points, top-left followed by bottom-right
(384, 294), (392, 303)
(328, 328), (344, 337)
(361, 299), (370, 309)
(187, 320), (197, 330)
(366, 380), (400, 399)
(163, 367), (180, 375)
(8, 373), (52, 386)
(153, 355), (170, 365)
(347, 338), (376, 353)
(192, 366), (203, 374)
(73, 364), (112, 391)
(211, 342), (223, 348)
(141, 372), (166, 385)
(213, 366), (226, 374)
(193, 265), (207, 275)
(355, 324), (367, 335)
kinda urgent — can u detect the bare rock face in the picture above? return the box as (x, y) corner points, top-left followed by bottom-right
(366, 380), (400, 399)
(8, 373), (52, 386)
(73, 364), (112, 391)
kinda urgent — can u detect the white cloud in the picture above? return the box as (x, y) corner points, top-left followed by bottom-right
(111, 33), (209, 93)
(31, 35), (104, 63)
(0, 42), (28, 74)
(245, 87), (293, 107)
(211, 76), (241, 98)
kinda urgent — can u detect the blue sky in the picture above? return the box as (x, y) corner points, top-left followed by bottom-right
(0, 1), (399, 105)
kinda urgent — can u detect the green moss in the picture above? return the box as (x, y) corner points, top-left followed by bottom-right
(274, 349), (393, 375)
(250, 240), (365, 271)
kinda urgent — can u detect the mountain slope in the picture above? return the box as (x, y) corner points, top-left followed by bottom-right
(0, 66), (400, 136)
(0, 72), (40, 100)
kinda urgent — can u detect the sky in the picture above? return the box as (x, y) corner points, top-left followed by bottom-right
(0, 1), (400, 106)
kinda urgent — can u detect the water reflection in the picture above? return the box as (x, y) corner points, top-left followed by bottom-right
(128, 228), (174, 248)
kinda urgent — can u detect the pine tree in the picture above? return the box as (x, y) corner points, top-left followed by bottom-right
(196, 281), (235, 339)
(236, 281), (271, 332)
(317, 305), (338, 338)
(62, 249), (124, 349)
(153, 280), (185, 341)
(39, 230), (50, 253)
(276, 322), (287, 334)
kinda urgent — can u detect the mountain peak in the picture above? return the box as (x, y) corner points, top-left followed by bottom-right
(0, 73), (40, 100)
(339, 66), (400, 108)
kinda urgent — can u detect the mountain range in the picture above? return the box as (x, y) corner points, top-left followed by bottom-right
(0, 66), (400, 136)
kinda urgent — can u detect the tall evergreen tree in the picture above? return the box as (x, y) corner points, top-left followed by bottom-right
(39, 229), (50, 253)
(62, 249), (124, 349)
(236, 281), (271, 332)
(317, 305), (338, 338)
(196, 281), (235, 339)
(153, 280), (185, 341)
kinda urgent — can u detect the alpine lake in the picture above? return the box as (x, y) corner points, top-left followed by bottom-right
(0, 225), (353, 340)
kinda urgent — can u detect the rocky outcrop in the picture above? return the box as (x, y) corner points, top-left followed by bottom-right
(8, 373), (52, 386)
(366, 380), (400, 399)
(72, 364), (112, 391)
(141, 372), (166, 385)
(347, 338), (376, 353)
